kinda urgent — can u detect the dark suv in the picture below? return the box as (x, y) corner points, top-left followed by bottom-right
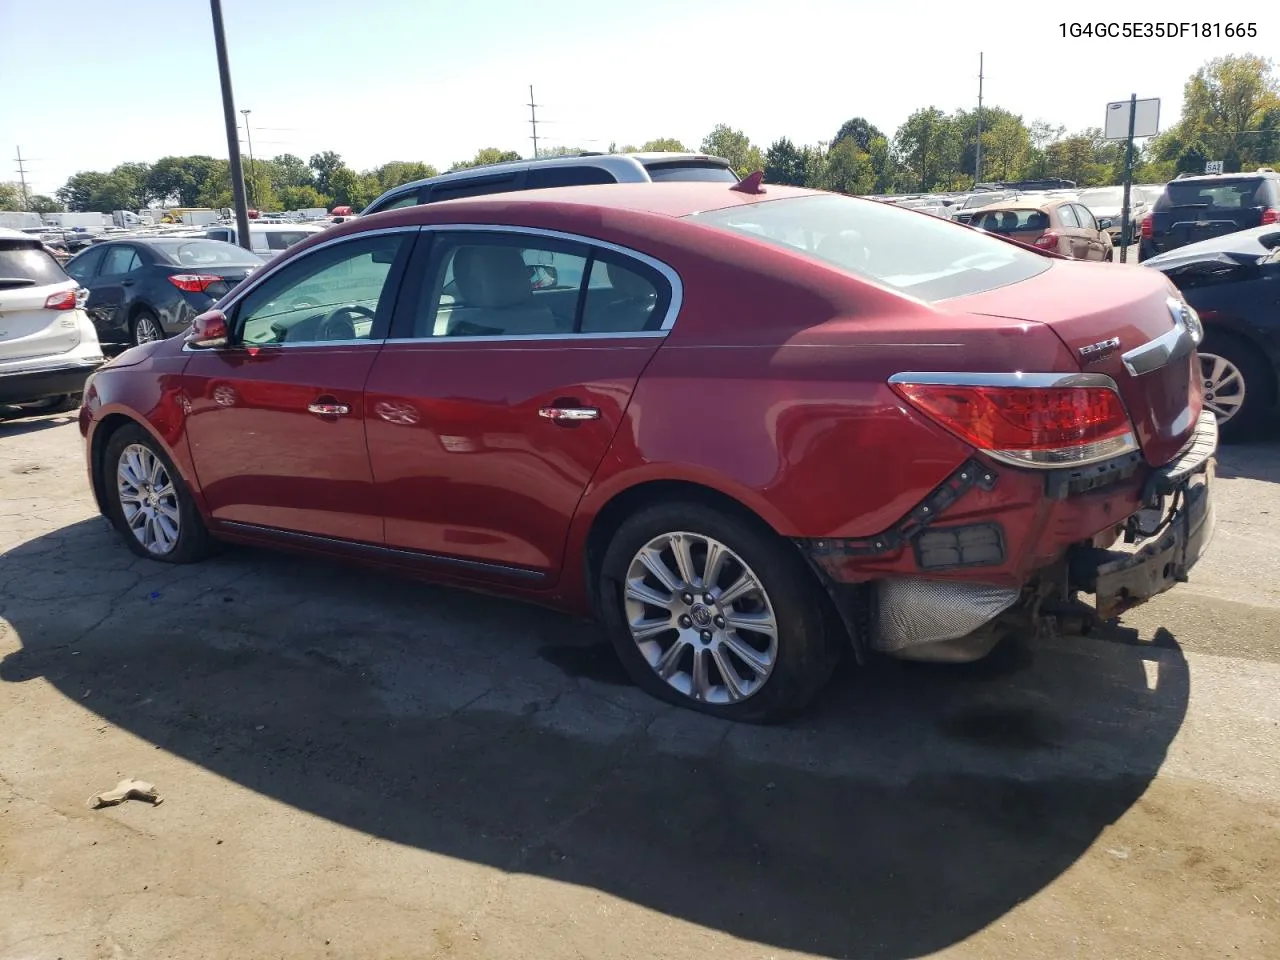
(1142, 169), (1280, 258)
(361, 152), (738, 216)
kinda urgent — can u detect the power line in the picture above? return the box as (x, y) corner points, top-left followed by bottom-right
(14, 146), (34, 210)
(974, 53), (984, 185)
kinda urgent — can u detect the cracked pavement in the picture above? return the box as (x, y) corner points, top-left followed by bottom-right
(1, 411), (1279, 960)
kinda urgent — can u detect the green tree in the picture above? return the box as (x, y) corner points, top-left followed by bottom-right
(374, 161), (437, 191)
(640, 137), (688, 152)
(308, 151), (344, 195)
(982, 113), (1033, 181)
(764, 137), (806, 186)
(1045, 135), (1103, 185)
(894, 107), (959, 191)
(270, 153), (314, 189)
(700, 124), (763, 176)
(29, 195), (62, 214)
(147, 156), (220, 207)
(824, 138), (875, 194)
(326, 167), (381, 210)
(832, 117), (884, 152)
(449, 148), (522, 172)
(1181, 54), (1280, 170)
(0, 181), (23, 209)
(56, 170), (147, 212)
(278, 184), (329, 211)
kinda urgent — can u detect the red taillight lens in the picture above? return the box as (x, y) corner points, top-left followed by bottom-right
(1141, 216), (1153, 238)
(44, 289), (78, 310)
(1033, 232), (1058, 250)
(1261, 208), (1279, 225)
(890, 379), (1137, 467)
(168, 274), (222, 293)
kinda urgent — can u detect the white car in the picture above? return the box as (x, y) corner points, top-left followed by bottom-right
(202, 222), (327, 259)
(0, 227), (105, 417)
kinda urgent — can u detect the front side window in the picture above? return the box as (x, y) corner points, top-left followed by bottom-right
(1074, 205), (1098, 231)
(1057, 205), (1080, 228)
(233, 233), (405, 345)
(688, 194), (1051, 302)
(375, 191), (423, 212)
(409, 232), (670, 338)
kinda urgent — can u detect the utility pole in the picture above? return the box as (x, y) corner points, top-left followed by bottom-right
(974, 53), (984, 187)
(240, 109), (256, 209)
(1119, 92), (1137, 264)
(528, 85), (540, 159)
(209, 0), (251, 250)
(14, 146), (31, 210)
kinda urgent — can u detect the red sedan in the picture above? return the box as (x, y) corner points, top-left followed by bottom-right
(79, 179), (1217, 722)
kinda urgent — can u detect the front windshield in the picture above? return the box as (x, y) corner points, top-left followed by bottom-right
(686, 194), (1052, 302)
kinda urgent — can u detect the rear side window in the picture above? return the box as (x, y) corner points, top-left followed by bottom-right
(428, 176), (521, 203)
(0, 241), (68, 288)
(1158, 179), (1269, 211)
(687, 194), (1052, 303)
(526, 166), (616, 189)
(643, 162), (738, 183)
(971, 209), (1048, 233)
(263, 231), (313, 251)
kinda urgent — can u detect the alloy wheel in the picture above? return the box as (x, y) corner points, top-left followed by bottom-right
(1199, 352), (1246, 424)
(623, 531), (778, 704)
(116, 443), (181, 555)
(134, 315), (162, 345)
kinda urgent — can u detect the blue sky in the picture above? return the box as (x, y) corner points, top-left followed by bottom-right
(1, 0), (1274, 196)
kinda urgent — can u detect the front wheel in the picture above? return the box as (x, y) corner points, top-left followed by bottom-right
(598, 501), (839, 722)
(103, 424), (213, 563)
(1198, 334), (1275, 440)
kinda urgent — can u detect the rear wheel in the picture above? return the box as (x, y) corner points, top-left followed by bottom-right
(103, 424), (213, 563)
(1198, 333), (1275, 440)
(598, 501), (839, 723)
(132, 309), (164, 346)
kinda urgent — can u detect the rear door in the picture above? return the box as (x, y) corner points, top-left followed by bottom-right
(363, 227), (674, 584)
(0, 239), (82, 362)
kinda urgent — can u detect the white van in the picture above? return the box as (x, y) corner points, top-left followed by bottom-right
(204, 222), (327, 259)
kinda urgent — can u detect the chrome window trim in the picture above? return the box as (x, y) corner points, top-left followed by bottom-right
(411, 223), (683, 336)
(1122, 298), (1198, 377)
(887, 371), (1122, 391)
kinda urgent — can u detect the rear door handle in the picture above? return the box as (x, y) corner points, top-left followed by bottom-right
(538, 406), (600, 422)
(308, 401), (351, 417)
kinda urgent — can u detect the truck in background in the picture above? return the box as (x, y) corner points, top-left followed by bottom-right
(0, 211), (43, 230)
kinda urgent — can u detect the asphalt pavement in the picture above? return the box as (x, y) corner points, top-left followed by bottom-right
(1, 412), (1277, 960)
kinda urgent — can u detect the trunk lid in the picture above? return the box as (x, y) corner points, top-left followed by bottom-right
(0, 238), (82, 363)
(949, 260), (1198, 466)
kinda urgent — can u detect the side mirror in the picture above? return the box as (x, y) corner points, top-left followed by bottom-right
(1097, 217), (1114, 230)
(1259, 231), (1280, 251)
(188, 309), (229, 349)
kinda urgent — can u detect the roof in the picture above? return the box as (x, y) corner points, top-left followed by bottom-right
(368, 180), (822, 223)
(0, 226), (40, 242)
(969, 197), (1068, 213)
(1171, 170), (1279, 183)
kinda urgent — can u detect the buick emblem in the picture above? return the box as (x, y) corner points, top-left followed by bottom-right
(1078, 337), (1121, 364)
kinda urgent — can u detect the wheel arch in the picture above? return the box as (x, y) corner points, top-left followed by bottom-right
(89, 411), (192, 517)
(1201, 324), (1279, 410)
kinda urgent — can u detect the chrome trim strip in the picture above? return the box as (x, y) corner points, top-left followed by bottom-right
(416, 223), (683, 333)
(1122, 298), (1196, 377)
(217, 521), (547, 581)
(887, 371), (1122, 390)
(389, 331), (668, 345)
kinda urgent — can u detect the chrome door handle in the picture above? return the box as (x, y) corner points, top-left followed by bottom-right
(308, 401), (351, 417)
(538, 406), (600, 422)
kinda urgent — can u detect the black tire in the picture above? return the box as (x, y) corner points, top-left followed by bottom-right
(103, 423), (214, 563)
(131, 309), (164, 346)
(598, 500), (840, 723)
(1198, 332), (1275, 441)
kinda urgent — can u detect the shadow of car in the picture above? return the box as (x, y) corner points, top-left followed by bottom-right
(0, 516), (1189, 959)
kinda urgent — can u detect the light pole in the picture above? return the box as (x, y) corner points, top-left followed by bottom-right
(240, 108), (256, 209)
(209, 0), (251, 250)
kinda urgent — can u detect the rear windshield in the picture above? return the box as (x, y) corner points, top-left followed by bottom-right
(1077, 187), (1125, 206)
(970, 208), (1049, 233)
(687, 194), (1052, 302)
(150, 239), (263, 267)
(1157, 179), (1269, 211)
(0, 241), (69, 288)
(644, 162), (739, 183)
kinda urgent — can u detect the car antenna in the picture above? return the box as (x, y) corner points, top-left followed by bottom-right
(730, 170), (766, 194)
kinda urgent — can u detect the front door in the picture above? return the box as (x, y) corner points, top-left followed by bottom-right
(88, 243), (143, 340)
(181, 229), (415, 543)
(364, 228), (674, 584)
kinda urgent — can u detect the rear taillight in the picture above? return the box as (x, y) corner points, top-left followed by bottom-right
(168, 274), (222, 293)
(44, 289), (78, 310)
(1141, 216), (1153, 238)
(1261, 208), (1279, 225)
(889, 373), (1138, 468)
(1033, 232), (1059, 250)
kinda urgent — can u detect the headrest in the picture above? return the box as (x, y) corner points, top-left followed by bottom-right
(606, 261), (653, 300)
(453, 246), (532, 308)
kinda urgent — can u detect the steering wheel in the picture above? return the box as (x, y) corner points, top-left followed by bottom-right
(318, 304), (375, 341)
